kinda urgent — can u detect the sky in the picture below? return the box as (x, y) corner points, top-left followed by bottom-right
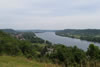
(0, 0), (100, 30)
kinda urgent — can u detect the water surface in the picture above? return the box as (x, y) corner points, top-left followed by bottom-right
(35, 32), (100, 50)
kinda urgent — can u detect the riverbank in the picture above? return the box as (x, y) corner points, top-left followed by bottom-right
(35, 32), (100, 50)
(56, 29), (100, 43)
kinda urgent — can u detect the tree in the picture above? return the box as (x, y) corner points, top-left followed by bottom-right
(87, 44), (100, 60)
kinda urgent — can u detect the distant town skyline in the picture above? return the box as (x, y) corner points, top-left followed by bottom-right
(0, 0), (100, 30)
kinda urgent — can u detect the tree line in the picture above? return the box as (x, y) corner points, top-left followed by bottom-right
(56, 29), (100, 43)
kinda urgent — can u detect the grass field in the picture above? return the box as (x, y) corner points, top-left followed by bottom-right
(0, 56), (61, 67)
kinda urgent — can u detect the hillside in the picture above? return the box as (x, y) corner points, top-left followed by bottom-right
(17, 30), (57, 33)
(56, 29), (100, 36)
(0, 56), (60, 67)
(0, 30), (100, 67)
(0, 29), (16, 33)
(56, 29), (100, 42)
(0, 30), (60, 67)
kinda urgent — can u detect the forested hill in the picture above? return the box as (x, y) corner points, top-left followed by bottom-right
(0, 30), (100, 67)
(56, 29), (100, 42)
(17, 30), (57, 33)
(0, 30), (61, 67)
(56, 29), (100, 35)
(0, 29), (16, 34)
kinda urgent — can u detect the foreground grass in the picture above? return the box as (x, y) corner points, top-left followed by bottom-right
(0, 56), (60, 67)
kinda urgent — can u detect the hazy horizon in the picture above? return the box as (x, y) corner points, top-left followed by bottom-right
(0, 0), (100, 30)
(1, 28), (100, 30)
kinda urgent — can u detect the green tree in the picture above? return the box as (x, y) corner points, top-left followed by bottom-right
(87, 44), (100, 60)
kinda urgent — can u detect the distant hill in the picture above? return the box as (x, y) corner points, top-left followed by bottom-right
(17, 30), (58, 33)
(56, 29), (100, 42)
(0, 29), (16, 33)
(56, 29), (100, 35)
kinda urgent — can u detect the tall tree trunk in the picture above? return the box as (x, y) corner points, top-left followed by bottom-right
(94, 61), (96, 67)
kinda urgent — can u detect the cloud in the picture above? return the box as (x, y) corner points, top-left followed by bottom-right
(1, 15), (100, 29)
(0, 0), (32, 8)
(0, 0), (100, 29)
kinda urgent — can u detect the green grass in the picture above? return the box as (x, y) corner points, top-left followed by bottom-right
(0, 56), (60, 67)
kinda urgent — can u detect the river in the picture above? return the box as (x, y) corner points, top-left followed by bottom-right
(35, 32), (100, 50)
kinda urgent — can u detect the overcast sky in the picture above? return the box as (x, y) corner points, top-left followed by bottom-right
(0, 0), (100, 30)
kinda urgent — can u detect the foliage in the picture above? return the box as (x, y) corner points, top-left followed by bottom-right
(0, 30), (100, 67)
(87, 44), (100, 60)
(49, 45), (86, 66)
(56, 29), (100, 42)
(22, 32), (43, 43)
